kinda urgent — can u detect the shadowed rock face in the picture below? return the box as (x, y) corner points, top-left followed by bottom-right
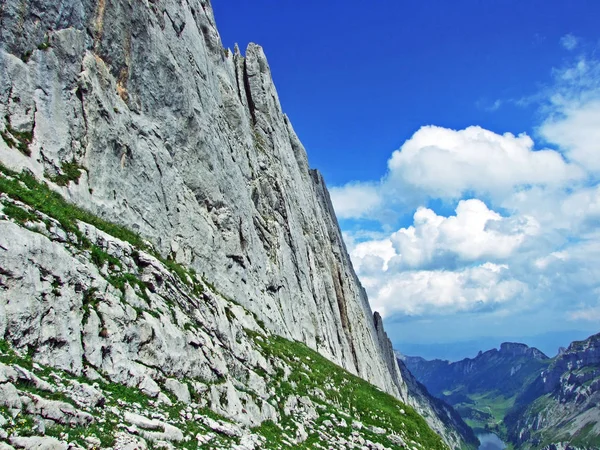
(395, 358), (481, 450)
(402, 343), (549, 400)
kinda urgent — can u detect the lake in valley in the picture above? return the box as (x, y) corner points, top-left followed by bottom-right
(477, 433), (507, 450)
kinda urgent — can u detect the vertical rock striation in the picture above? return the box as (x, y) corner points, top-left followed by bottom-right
(0, 0), (402, 400)
(0, 1), (476, 447)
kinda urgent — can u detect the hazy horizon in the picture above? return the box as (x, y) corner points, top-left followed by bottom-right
(395, 329), (596, 362)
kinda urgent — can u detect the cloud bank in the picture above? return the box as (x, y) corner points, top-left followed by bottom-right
(332, 40), (600, 331)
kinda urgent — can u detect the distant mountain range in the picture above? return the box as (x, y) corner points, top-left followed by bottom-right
(396, 330), (596, 361)
(505, 333), (600, 449)
(399, 332), (600, 450)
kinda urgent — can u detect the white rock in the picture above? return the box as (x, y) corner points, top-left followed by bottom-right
(0, 362), (18, 383)
(163, 379), (190, 404)
(113, 431), (147, 450)
(22, 393), (94, 426)
(156, 393), (172, 407)
(123, 412), (183, 442)
(201, 417), (243, 438)
(0, 382), (22, 411)
(9, 436), (68, 450)
(66, 379), (105, 408)
(138, 377), (160, 398)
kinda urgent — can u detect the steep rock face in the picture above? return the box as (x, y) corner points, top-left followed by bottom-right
(506, 333), (600, 450)
(0, 0), (402, 398)
(0, 181), (451, 448)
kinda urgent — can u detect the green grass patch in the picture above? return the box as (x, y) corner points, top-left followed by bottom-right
(0, 163), (229, 310)
(570, 421), (600, 447)
(47, 160), (85, 186)
(0, 164), (136, 246)
(90, 245), (122, 269)
(251, 334), (448, 449)
(2, 202), (38, 224)
(37, 36), (51, 51)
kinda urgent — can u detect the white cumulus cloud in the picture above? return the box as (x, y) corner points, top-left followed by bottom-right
(387, 125), (581, 199)
(348, 199), (538, 317)
(568, 306), (600, 322)
(333, 44), (600, 331)
(365, 263), (527, 318)
(329, 182), (382, 219)
(389, 199), (538, 269)
(540, 100), (600, 172)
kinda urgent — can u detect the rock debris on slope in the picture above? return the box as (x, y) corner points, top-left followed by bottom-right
(0, 0), (475, 448)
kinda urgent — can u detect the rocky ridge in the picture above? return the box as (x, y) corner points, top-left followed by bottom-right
(395, 360), (479, 450)
(0, 0), (474, 447)
(505, 333), (600, 450)
(0, 0), (401, 396)
(0, 171), (449, 449)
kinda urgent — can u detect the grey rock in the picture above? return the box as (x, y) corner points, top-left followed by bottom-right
(65, 379), (105, 408)
(12, 365), (56, 392)
(33, 416), (45, 435)
(113, 432), (148, 450)
(22, 393), (94, 427)
(0, 382), (22, 411)
(388, 434), (406, 447)
(0, 362), (18, 383)
(82, 367), (107, 384)
(163, 378), (190, 404)
(201, 417), (243, 438)
(233, 434), (264, 450)
(506, 332), (600, 449)
(370, 426), (386, 435)
(9, 436), (67, 450)
(123, 412), (184, 442)
(0, 0), (403, 401)
(397, 358), (479, 449)
(83, 436), (101, 448)
(138, 377), (161, 398)
(0, 0), (471, 447)
(156, 393), (173, 407)
(352, 421), (364, 430)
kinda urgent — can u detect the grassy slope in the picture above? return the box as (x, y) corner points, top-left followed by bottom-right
(251, 333), (448, 449)
(0, 164), (450, 449)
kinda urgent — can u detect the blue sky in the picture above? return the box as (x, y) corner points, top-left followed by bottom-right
(213, 1), (600, 360)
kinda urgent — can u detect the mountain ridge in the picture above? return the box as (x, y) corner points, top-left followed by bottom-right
(402, 334), (600, 449)
(505, 333), (600, 450)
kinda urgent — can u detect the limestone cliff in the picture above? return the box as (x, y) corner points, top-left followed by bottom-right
(0, 0), (403, 398)
(0, 0), (472, 448)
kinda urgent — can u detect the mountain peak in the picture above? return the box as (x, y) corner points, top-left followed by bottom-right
(499, 342), (548, 360)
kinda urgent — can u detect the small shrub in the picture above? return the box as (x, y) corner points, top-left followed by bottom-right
(37, 36), (51, 51)
(90, 245), (121, 270)
(48, 160), (85, 186)
(2, 202), (37, 224)
(20, 50), (32, 63)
